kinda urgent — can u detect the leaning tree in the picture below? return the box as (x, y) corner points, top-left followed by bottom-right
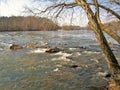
(26, 0), (120, 44)
(28, 0), (120, 89)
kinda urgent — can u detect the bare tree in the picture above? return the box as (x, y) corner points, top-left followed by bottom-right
(27, 0), (120, 44)
(29, 0), (120, 89)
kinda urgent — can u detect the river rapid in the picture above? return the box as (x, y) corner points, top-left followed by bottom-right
(0, 30), (120, 90)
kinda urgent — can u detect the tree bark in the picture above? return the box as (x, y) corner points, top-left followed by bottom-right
(93, 0), (120, 44)
(76, 0), (120, 78)
(87, 2), (120, 44)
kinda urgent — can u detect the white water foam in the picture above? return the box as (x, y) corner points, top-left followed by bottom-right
(55, 51), (71, 56)
(51, 52), (72, 61)
(69, 48), (78, 51)
(82, 51), (101, 54)
(29, 48), (47, 53)
(0, 42), (13, 50)
(90, 58), (99, 63)
(53, 68), (59, 72)
(71, 52), (81, 56)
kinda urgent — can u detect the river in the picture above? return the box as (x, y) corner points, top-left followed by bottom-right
(0, 30), (120, 90)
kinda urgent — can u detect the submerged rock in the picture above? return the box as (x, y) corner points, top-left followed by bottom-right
(25, 42), (36, 48)
(98, 71), (112, 78)
(105, 73), (112, 78)
(63, 64), (80, 69)
(79, 46), (87, 49)
(46, 47), (61, 53)
(69, 65), (79, 68)
(26, 42), (49, 49)
(10, 44), (23, 50)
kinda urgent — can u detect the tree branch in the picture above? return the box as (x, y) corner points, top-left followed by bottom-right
(26, 1), (120, 20)
(110, 0), (120, 6)
(88, 3), (120, 20)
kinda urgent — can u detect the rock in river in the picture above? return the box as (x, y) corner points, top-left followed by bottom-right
(26, 42), (49, 49)
(10, 44), (23, 50)
(46, 47), (61, 53)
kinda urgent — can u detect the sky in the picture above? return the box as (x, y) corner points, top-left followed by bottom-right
(0, 0), (88, 26)
(0, 0), (119, 26)
(0, 0), (32, 16)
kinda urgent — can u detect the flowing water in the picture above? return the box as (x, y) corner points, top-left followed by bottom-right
(0, 30), (120, 90)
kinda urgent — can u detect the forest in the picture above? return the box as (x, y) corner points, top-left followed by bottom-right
(0, 16), (60, 31)
(0, 16), (119, 31)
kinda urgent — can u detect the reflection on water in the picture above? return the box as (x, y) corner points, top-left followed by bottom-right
(0, 30), (120, 90)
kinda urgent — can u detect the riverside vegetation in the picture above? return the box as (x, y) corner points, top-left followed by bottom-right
(0, 16), (60, 31)
(0, 16), (119, 31)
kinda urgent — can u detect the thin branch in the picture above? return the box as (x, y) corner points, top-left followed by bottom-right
(55, 6), (64, 18)
(98, 4), (120, 20)
(111, 1), (120, 5)
(88, 3), (120, 20)
(26, 1), (120, 20)
(24, 7), (38, 16)
(70, 8), (75, 24)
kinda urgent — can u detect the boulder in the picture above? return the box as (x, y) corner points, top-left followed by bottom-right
(46, 47), (61, 53)
(10, 44), (23, 50)
(79, 46), (87, 49)
(63, 64), (79, 68)
(69, 64), (79, 68)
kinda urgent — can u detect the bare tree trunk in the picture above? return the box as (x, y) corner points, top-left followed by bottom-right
(92, 19), (120, 44)
(76, 0), (120, 86)
(94, 2), (120, 44)
(88, 1), (120, 44)
(88, 20), (120, 44)
(89, 1), (120, 44)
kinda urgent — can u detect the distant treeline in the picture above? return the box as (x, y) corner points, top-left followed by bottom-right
(104, 21), (120, 31)
(0, 16), (60, 31)
(87, 21), (120, 31)
(62, 25), (87, 30)
(0, 16), (118, 31)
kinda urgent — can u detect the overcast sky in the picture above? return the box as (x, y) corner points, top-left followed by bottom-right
(0, 0), (119, 26)
(0, 0), (32, 16)
(0, 0), (90, 26)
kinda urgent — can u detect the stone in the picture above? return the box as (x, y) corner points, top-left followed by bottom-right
(46, 47), (61, 53)
(10, 44), (23, 50)
(105, 73), (112, 78)
(79, 46), (87, 49)
(69, 65), (79, 68)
